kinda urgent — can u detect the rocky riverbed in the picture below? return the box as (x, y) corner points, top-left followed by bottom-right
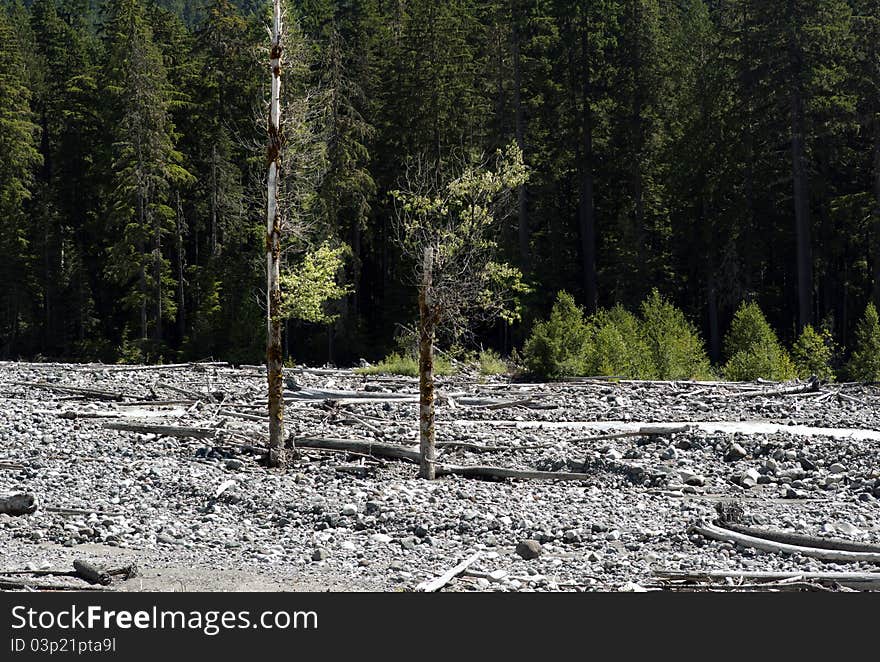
(1, 361), (879, 592)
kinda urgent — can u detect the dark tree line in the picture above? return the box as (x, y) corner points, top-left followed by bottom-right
(1, 0), (880, 365)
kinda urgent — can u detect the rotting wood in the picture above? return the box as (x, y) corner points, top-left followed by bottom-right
(0, 493), (37, 515)
(73, 559), (111, 586)
(416, 552), (481, 592)
(692, 522), (880, 563)
(717, 521), (880, 554)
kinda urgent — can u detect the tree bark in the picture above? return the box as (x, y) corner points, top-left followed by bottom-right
(266, 0), (285, 467)
(418, 246), (436, 479)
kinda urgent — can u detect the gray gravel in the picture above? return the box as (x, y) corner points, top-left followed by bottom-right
(1, 361), (879, 592)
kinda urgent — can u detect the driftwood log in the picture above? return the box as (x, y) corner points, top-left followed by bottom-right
(416, 552), (481, 592)
(294, 437), (423, 463)
(653, 569), (880, 591)
(718, 521), (880, 554)
(73, 559), (112, 586)
(692, 522), (880, 563)
(293, 437), (595, 482)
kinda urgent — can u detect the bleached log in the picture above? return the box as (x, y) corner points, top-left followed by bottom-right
(729, 377), (820, 398)
(416, 552), (481, 592)
(692, 522), (880, 563)
(718, 522), (880, 554)
(288, 388), (417, 401)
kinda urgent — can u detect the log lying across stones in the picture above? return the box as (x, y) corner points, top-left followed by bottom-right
(294, 437), (595, 482)
(719, 521), (880, 554)
(416, 552), (481, 592)
(103, 422), (222, 440)
(692, 522), (880, 564)
(436, 464), (594, 482)
(73, 559), (112, 586)
(653, 570), (880, 591)
(294, 437), (423, 463)
(0, 493), (37, 515)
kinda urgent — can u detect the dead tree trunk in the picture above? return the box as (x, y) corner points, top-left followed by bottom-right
(266, 0), (286, 467)
(418, 246), (436, 479)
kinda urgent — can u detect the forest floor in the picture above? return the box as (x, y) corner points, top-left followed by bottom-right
(2, 361), (880, 592)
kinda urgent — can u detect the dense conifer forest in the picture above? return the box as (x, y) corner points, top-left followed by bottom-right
(2, 0), (880, 375)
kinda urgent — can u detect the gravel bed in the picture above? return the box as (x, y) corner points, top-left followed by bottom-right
(1, 362), (879, 592)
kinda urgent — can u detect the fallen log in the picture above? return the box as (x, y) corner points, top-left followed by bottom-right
(0, 577), (107, 591)
(728, 377), (820, 398)
(692, 522), (880, 563)
(416, 552), (481, 592)
(73, 559), (112, 586)
(436, 464), (594, 482)
(293, 437), (594, 482)
(288, 388), (417, 401)
(294, 437), (423, 463)
(103, 422), (222, 440)
(14, 382), (133, 401)
(0, 493), (37, 515)
(569, 424), (692, 443)
(653, 569), (880, 591)
(718, 521), (880, 554)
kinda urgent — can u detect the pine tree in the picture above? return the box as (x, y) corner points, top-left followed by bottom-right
(101, 0), (191, 353)
(0, 5), (42, 356)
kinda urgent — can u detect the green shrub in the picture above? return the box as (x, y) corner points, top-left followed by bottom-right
(638, 289), (713, 380)
(588, 305), (651, 378)
(791, 324), (834, 381)
(478, 349), (508, 376)
(847, 302), (880, 382)
(522, 291), (590, 378)
(722, 302), (795, 381)
(355, 352), (455, 377)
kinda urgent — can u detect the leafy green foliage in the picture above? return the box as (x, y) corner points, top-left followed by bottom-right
(478, 349), (507, 376)
(279, 242), (351, 324)
(847, 303), (880, 382)
(722, 302), (796, 381)
(791, 324), (835, 380)
(638, 290), (714, 380)
(355, 352), (455, 377)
